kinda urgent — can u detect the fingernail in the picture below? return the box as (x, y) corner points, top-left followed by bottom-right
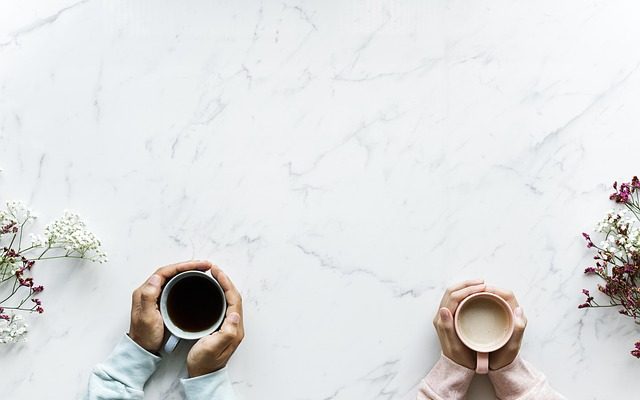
(515, 307), (523, 317)
(439, 308), (449, 320)
(228, 312), (240, 324)
(148, 275), (161, 287)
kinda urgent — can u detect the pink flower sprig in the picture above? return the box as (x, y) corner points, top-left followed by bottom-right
(581, 176), (640, 360)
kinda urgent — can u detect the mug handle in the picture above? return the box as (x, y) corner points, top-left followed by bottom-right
(476, 352), (489, 374)
(163, 334), (180, 353)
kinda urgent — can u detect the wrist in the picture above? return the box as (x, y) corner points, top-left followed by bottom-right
(490, 356), (516, 370)
(187, 365), (222, 378)
(443, 349), (476, 370)
(127, 332), (158, 354)
(187, 360), (226, 378)
(489, 345), (520, 370)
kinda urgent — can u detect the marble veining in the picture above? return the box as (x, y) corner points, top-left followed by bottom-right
(1, 1), (640, 399)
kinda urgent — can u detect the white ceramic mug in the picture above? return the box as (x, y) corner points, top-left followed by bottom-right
(159, 270), (227, 353)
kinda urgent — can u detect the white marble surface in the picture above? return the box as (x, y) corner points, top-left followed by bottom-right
(1, 0), (640, 399)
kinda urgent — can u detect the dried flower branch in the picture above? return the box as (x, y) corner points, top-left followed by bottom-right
(580, 176), (640, 359)
(0, 199), (106, 343)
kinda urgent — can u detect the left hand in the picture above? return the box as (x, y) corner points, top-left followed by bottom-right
(433, 279), (486, 369)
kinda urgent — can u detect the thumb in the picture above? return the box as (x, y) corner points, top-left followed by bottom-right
(139, 274), (162, 313)
(438, 307), (455, 331)
(216, 312), (241, 342)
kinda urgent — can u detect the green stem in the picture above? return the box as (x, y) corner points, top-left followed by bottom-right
(1, 306), (36, 312)
(0, 283), (21, 304)
(17, 220), (26, 251)
(31, 255), (84, 261)
(7, 233), (16, 250)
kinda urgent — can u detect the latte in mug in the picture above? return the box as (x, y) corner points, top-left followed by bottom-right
(457, 296), (511, 348)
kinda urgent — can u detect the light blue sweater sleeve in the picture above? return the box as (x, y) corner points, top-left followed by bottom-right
(181, 368), (236, 399)
(87, 334), (236, 400)
(86, 334), (161, 399)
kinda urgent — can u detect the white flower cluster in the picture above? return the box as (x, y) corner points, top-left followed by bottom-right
(29, 233), (45, 247)
(44, 211), (108, 263)
(595, 209), (640, 254)
(0, 314), (28, 344)
(0, 200), (36, 226)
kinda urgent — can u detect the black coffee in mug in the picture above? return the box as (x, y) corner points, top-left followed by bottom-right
(166, 275), (225, 332)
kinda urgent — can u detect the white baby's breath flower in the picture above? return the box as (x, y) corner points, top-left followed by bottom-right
(0, 314), (28, 344)
(44, 211), (107, 263)
(5, 200), (36, 222)
(29, 233), (45, 247)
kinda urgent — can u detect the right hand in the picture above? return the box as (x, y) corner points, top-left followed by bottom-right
(485, 286), (527, 370)
(433, 279), (486, 369)
(186, 264), (245, 377)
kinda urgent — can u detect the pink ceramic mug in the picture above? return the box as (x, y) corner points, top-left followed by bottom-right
(454, 292), (515, 374)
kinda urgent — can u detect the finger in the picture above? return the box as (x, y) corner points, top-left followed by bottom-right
(512, 306), (527, 339)
(131, 289), (142, 315)
(437, 308), (455, 331)
(485, 286), (519, 309)
(152, 260), (213, 286)
(440, 279), (484, 308)
(435, 308), (462, 349)
(445, 283), (486, 312)
(215, 312), (242, 344)
(505, 307), (526, 349)
(138, 274), (163, 314)
(220, 312), (244, 355)
(446, 279), (485, 294)
(210, 265), (243, 319)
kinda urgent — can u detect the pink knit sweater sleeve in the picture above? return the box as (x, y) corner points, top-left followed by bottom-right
(488, 357), (566, 400)
(416, 354), (475, 400)
(417, 355), (565, 400)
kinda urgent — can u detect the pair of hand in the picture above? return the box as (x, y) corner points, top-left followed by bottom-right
(128, 260), (244, 377)
(433, 279), (527, 371)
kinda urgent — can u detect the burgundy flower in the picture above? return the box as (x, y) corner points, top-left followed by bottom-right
(0, 314), (9, 321)
(632, 342), (640, 358)
(31, 285), (44, 293)
(1, 222), (18, 235)
(18, 277), (33, 287)
(31, 298), (42, 306)
(584, 267), (596, 274)
(610, 181), (633, 203)
(578, 303), (591, 309)
(35, 306), (44, 314)
(582, 232), (594, 248)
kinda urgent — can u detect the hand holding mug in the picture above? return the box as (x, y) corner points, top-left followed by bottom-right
(186, 264), (245, 377)
(432, 279), (486, 370)
(485, 286), (527, 370)
(128, 260), (213, 353)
